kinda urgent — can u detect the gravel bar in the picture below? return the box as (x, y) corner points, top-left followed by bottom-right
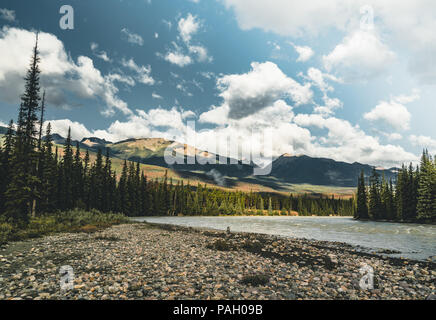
(0, 222), (435, 300)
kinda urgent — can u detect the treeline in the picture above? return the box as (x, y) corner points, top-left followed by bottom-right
(354, 150), (436, 223)
(1, 121), (355, 219)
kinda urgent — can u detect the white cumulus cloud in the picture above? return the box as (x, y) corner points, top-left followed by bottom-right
(323, 30), (396, 82)
(0, 27), (132, 116)
(0, 8), (16, 22)
(291, 43), (314, 62)
(364, 91), (420, 131)
(121, 28), (144, 46)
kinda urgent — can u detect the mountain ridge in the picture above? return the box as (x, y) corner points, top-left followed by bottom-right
(0, 126), (398, 188)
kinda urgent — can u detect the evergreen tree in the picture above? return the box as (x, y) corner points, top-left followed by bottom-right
(0, 120), (15, 215)
(72, 141), (84, 208)
(44, 123), (58, 213)
(355, 170), (369, 219)
(60, 128), (74, 210)
(417, 150), (435, 221)
(368, 168), (382, 220)
(5, 35), (42, 224)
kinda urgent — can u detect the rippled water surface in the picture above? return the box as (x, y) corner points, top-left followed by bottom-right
(132, 216), (436, 261)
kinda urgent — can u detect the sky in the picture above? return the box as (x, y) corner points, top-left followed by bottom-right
(0, 0), (435, 168)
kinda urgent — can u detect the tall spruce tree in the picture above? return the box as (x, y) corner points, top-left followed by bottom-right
(417, 150), (434, 221)
(60, 128), (74, 210)
(5, 34), (42, 224)
(368, 168), (382, 220)
(0, 120), (15, 215)
(355, 170), (369, 219)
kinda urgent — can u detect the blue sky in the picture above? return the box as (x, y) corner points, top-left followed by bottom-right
(0, 0), (435, 167)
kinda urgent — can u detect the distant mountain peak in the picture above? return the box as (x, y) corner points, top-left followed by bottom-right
(81, 137), (112, 148)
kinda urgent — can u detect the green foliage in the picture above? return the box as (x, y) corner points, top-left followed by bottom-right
(355, 150), (435, 223)
(0, 209), (127, 244)
(417, 150), (436, 221)
(355, 171), (368, 219)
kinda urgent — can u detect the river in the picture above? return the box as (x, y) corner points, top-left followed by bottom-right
(131, 216), (436, 261)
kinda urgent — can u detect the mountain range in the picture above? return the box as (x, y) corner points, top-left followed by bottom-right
(0, 126), (398, 192)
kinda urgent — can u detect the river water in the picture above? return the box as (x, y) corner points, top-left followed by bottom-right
(132, 216), (436, 261)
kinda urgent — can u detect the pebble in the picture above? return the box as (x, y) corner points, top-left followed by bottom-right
(0, 223), (434, 300)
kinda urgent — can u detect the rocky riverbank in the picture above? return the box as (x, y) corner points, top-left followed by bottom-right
(0, 222), (435, 300)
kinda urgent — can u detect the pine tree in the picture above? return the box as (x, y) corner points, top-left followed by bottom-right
(83, 149), (91, 210)
(90, 148), (104, 210)
(118, 160), (129, 214)
(417, 150), (434, 221)
(40, 123), (57, 213)
(368, 168), (382, 220)
(60, 128), (74, 210)
(355, 170), (369, 219)
(72, 141), (83, 208)
(5, 35), (42, 224)
(0, 120), (15, 215)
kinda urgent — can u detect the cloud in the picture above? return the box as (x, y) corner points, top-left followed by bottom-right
(384, 132), (402, 141)
(90, 42), (111, 62)
(178, 13), (200, 43)
(0, 26), (131, 116)
(293, 113), (417, 167)
(0, 8), (15, 22)
(51, 107), (193, 143)
(162, 19), (172, 29)
(323, 30), (396, 82)
(160, 13), (211, 66)
(44, 97), (419, 168)
(188, 45), (212, 63)
(45, 119), (93, 141)
(299, 67), (342, 116)
(364, 102), (410, 131)
(223, 0), (356, 37)
(212, 61), (312, 120)
(223, 1), (436, 84)
(121, 28), (144, 46)
(195, 63), (418, 167)
(291, 43), (314, 62)
(121, 58), (155, 85)
(152, 92), (163, 99)
(364, 91), (419, 131)
(162, 51), (193, 67)
(410, 135), (436, 154)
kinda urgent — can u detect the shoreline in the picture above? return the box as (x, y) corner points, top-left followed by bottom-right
(145, 222), (436, 268)
(0, 222), (435, 300)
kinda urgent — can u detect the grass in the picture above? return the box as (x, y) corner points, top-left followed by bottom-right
(0, 209), (128, 245)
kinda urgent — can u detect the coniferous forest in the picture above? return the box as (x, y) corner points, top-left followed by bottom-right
(354, 153), (436, 223)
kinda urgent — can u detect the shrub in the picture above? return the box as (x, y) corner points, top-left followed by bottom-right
(0, 209), (128, 244)
(241, 274), (270, 286)
(0, 222), (14, 245)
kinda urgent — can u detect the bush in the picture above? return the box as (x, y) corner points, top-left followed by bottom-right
(0, 209), (128, 244)
(0, 222), (14, 245)
(241, 274), (270, 286)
